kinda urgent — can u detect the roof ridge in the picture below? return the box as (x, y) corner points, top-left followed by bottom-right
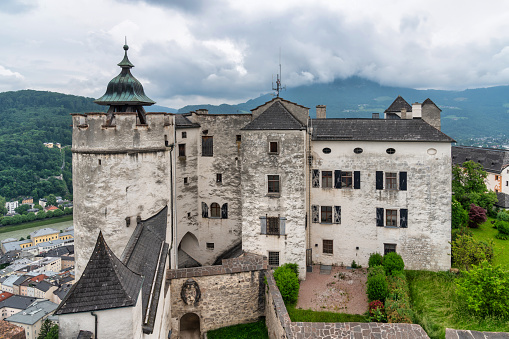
(242, 100), (305, 130)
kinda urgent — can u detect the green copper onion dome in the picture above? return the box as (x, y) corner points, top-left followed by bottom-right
(94, 44), (155, 106)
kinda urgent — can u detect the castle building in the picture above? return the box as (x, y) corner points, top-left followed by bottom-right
(56, 46), (453, 338)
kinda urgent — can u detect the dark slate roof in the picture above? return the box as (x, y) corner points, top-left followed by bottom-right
(423, 98), (441, 111)
(13, 276), (28, 287)
(385, 96), (412, 113)
(242, 101), (305, 130)
(311, 118), (455, 142)
(35, 281), (52, 292)
(452, 146), (509, 173)
(213, 241), (242, 265)
(178, 249), (201, 268)
(77, 331), (94, 339)
(496, 192), (509, 209)
(53, 283), (73, 301)
(38, 246), (71, 258)
(55, 231), (142, 315)
(0, 296), (36, 310)
(121, 206), (168, 334)
(175, 114), (200, 129)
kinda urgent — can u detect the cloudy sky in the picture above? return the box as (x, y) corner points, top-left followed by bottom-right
(1, 0), (509, 108)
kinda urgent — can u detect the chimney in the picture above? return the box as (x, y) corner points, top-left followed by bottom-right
(316, 105), (326, 119)
(412, 103), (422, 118)
(196, 109), (209, 114)
(372, 113), (379, 119)
(400, 108), (407, 120)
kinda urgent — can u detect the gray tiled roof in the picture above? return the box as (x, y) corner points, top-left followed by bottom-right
(30, 228), (58, 239)
(0, 295), (37, 310)
(242, 101), (305, 130)
(175, 114), (200, 129)
(311, 118), (455, 142)
(496, 192), (509, 208)
(5, 300), (58, 325)
(385, 96), (412, 113)
(55, 231), (142, 315)
(35, 281), (52, 292)
(121, 206), (168, 334)
(178, 249), (201, 268)
(452, 146), (509, 173)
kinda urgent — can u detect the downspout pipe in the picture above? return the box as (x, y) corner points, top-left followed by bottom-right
(91, 311), (98, 338)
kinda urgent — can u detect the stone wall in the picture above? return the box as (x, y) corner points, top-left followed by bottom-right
(446, 329), (509, 339)
(167, 253), (266, 337)
(264, 271), (430, 339)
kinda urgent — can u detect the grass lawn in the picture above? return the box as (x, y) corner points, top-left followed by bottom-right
(0, 215), (73, 234)
(206, 319), (268, 339)
(287, 304), (368, 323)
(407, 270), (509, 339)
(470, 218), (509, 268)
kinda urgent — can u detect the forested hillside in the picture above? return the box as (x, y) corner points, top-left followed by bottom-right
(0, 90), (106, 201)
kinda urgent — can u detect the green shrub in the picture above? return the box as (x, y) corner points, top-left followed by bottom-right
(368, 265), (385, 279)
(367, 274), (388, 302)
(497, 210), (509, 222)
(384, 274), (413, 323)
(382, 252), (404, 276)
(451, 234), (494, 270)
(368, 253), (383, 267)
(368, 300), (386, 322)
(451, 225), (473, 242)
(279, 263), (299, 276)
(495, 220), (509, 240)
(350, 260), (361, 268)
(452, 199), (469, 229)
(455, 261), (509, 318)
(273, 266), (299, 305)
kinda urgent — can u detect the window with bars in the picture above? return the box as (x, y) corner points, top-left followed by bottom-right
(323, 240), (333, 254)
(341, 171), (352, 188)
(210, 203), (221, 218)
(267, 217), (280, 235)
(384, 243), (397, 255)
(386, 209), (397, 226)
(268, 175), (280, 194)
(321, 206), (332, 223)
(268, 251), (280, 266)
(322, 171), (332, 188)
(202, 136), (213, 156)
(386, 172), (397, 190)
(178, 144), (186, 157)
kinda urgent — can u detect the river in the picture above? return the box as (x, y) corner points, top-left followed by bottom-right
(0, 220), (74, 243)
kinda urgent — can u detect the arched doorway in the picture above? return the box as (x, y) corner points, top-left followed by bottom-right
(180, 313), (200, 339)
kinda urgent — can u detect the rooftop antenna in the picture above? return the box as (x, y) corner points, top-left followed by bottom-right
(272, 48), (286, 97)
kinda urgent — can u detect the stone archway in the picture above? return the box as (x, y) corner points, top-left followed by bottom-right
(180, 313), (200, 339)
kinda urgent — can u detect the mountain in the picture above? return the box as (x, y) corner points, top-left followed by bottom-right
(179, 77), (509, 146)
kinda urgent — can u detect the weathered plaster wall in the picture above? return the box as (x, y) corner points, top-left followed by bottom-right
(422, 103), (441, 131)
(72, 112), (174, 278)
(310, 140), (451, 271)
(175, 113), (252, 266)
(241, 130), (307, 279)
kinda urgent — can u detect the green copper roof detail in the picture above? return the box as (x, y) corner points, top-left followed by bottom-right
(95, 44), (155, 106)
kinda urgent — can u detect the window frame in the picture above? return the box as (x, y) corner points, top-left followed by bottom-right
(266, 217), (280, 235)
(385, 172), (397, 190)
(202, 136), (213, 157)
(268, 141), (279, 154)
(178, 143), (186, 157)
(181, 131), (187, 138)
(267, 175), (280, 194)
(321, 206), (333, 224)
(216, 173), (222, 183)
(323, 239), (333, 254)
(384, 243), (397, 255)
(341, 171), (353, 188)
(210, 203), (221, 218)
(268, 251), (280, 266)
(386, 209), (397, 227)
(206, 242), (214, 250)
(322, 171), (333, 188)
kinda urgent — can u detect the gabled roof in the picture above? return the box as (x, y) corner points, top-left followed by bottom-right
(242, 101), (305, 130)
(55, 231), (142, 315)
(452, 146), (509, 173)
(385, 96), (412, 113)
(311, 118), (455, 142)
(35, 281), (52, 292)
(422, 98), (442, 111)
(0, 295), (37, 310)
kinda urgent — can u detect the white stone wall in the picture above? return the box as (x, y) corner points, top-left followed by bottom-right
(241, 130), (307, 279)
(310, 140), (451, 271)
(72, 112), (174, 278)
(175, 114), (252, 266)
(501, 167), (509, 195)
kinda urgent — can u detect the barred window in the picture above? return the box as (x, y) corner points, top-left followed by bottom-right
(321, 206), (332, 223)
(386, 209), (397, 226)
(323, 240), (333, 254)
(386, 173), (397, 190)
(210, 203), (221, 218)
(267, 217), (280, 235)
(202, 136), (213, 156)
(268, 251), (280, 266)
(268, 175), (280, 194)
(322, 171), (332, 188)
(384, 243), (396, 255)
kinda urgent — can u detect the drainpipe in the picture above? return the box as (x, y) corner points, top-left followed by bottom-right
(91, 311), (98, 338)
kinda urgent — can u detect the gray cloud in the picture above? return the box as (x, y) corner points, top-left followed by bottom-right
(0, 0), (36, 14)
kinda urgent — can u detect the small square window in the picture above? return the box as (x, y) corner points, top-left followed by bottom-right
(182, 131), (187, 138)
(268, 175), (280, 194)
(386, 209), (397, 226)
(321, 206), (332, 223)
(268, 251), (280, 266)
(341, 171), (352, 188)
(322, 171), (332, 188)
(386, 173), (397, 190)
(178, 144), (186, 157)
(216, 173), (222, 183)
(384, 243), (397, 255)
(323, 240), (333, 254)
(206, 243), (214, 250)
(184, 177), (188, 184)
(236, 135), (241, 142)
(269, 141), (279, 154)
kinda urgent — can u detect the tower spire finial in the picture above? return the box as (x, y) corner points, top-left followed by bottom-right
(272, 48), (286, 97)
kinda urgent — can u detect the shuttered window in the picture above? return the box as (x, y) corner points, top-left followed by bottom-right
(334, 170), (342, 189)
(386, 209), (397, 226)
(386, 173), (397, 189)
(399, 172), (407, 191)
(334, 206), (341, 224)
(221, 203), (228, 219)
(321, 206), (332, 223)
(312, 205), (319, 223)
(376, 208), (384, 226)
(267, 217), (280, 235)
(322, 171), (333, 188)
(202, 202), (208, 218)
(202, 136), (213, 156)
(210, 203), (220, 218)
(354, 171), (361, 189)
(400, 209), (408, 228)
(312, 169), (320, 188)
(341, 171), (352, 188)
(376, 171), (384, 190)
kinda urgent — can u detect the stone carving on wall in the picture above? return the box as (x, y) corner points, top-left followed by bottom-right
(181, 279), (201, 306)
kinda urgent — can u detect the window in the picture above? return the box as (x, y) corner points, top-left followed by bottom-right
(216, 173), (222, 183)
(386, 173), (397, 190)
(267, 217), (280, 235)
(386, 148), (396, 154)
(182, 131), (187, 138)
(322, 171), (332, 188)
(322, 148), (331, 154)
(269, 141), (279, 154)
(354, 147), (363, 154)
(202, 136), (213, 156)
(268, 175), (280, 194)
(384, 243), (397, 255)
(496, 175), (499, 180)
(321, 206), (332, 223)
(178, 144), (186, 157)
(323, 240), (333, 254)
(506, 181), (508, 186)
(386, 209), (397, 226)
(236, 135), (241, 142)
(206, 243), (214, 250)
(184, 177), (188, 184)
(210, 203), (220, 218)
(341, 171), (352, 188)
(268, 251), (280, 266)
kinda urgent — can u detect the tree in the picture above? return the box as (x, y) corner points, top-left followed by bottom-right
(53, 209), (64, 217)
(452, 198), (468, 229)
(45, 194), (57, 207)
(38, 319), (59, 339)
(468, 204), (487, 228)
(15, 204), (30, 215)
(451, 234), (494, 270)
(0, 195), (7, 215)
(36, 211), (46, 220)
